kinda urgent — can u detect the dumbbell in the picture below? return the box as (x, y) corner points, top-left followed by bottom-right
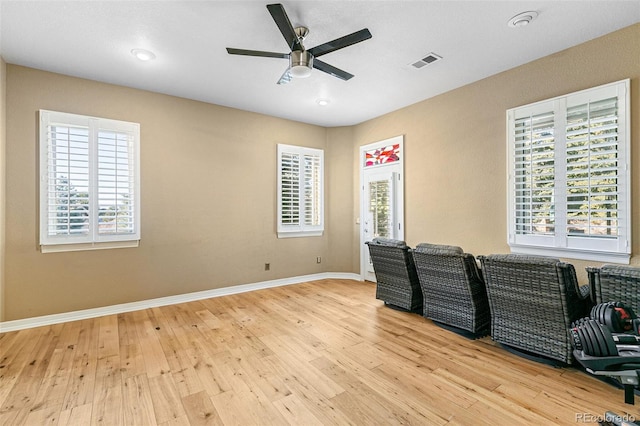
(570, 318), (640, 357)
(590, 302), (640, 335)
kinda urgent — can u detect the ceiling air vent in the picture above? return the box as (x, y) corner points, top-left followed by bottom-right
(411, 52), (442, 69)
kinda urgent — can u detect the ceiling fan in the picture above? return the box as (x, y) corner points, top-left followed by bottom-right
(226, 3), (372, 84)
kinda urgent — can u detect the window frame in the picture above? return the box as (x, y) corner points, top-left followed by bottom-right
(276, 143), (324, 238)
(506, 79), (630, 263)
(39, 110), (141, 253)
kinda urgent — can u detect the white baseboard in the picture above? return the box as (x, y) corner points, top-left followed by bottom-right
(0, 272), (362, 333)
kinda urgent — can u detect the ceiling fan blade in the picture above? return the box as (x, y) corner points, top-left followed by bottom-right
(266, 3), (299, 50)
(277, 68), (293, 85)
(313, 59), (354, 81)
(226, 48), (289, 59)
(309, 28), (372, 58)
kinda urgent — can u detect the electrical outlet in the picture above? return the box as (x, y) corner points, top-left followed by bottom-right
(265, 263), (270, 271)
(316, 257), (321, 264)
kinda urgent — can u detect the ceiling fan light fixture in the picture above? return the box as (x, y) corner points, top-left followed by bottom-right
(290, 50), (314, 78)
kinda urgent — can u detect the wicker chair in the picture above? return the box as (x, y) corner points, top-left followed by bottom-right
(366, 238), (422, 312)
(587, 264), (640, 311)
(411, 243), (490, 337)
(478, 254), (592, 364)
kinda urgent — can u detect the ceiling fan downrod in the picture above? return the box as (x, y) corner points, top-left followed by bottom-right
(290, 26), (313, 77)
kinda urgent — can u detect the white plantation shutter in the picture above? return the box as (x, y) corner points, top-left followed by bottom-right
(507, 79), (630, 262)
(97, 130), (137, 235)
(40, 110), (140, 252)
(303, 153), (322, 227)
(277, 144), (324, 237)
(513, 109), (555, 237)
(45, 122), (91, 239)
(280, 152), (300, 225)
(565, 97), (619, 237)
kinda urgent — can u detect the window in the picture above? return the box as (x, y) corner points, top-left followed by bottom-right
(277, 144), (324, 238)
(39, 110), (140, 252)
(507, 79), (630, 263)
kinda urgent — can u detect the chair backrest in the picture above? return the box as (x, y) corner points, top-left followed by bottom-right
(412, 243), (483, 286)
(478, 254), (589, 363)
(412, 243), (490, 335)
(588, 264), (640, 313)
(366, 238), (422, 311)
(366, 238), (417, 285)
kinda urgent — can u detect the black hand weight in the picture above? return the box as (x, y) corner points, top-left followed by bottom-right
(570, 319), (619, 357)
(590, 302), (639, 334)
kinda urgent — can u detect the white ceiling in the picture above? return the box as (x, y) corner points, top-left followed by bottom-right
(1, 1), (639, 127)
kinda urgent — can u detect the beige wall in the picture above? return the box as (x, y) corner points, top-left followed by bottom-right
(325, 126), (357, 273)
(3, 24), (639, 321)
(4, 66), (350, 320)
(352, 23), (640, 282)
(1, 57), (6, 321)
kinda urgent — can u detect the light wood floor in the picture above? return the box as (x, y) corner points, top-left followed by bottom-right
(0, 279), (638, 425)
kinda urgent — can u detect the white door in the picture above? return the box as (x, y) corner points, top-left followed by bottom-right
(360, 136), (404, 282)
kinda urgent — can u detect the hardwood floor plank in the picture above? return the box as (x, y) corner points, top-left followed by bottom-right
(132, 310), (171, 378)
(147, 307), (190, 372)
(259, 334), (345, 399)
(370, 356), (478, 414)
(59, 402), (93, 425)
(91, 355), (123, 425)
(98, 315), (120, 359)
(149, 373), (187, 424)
(208, 350), (252, 394)
(122, 374), (156, 425)
(182, 390), (223, 425)
(117, 311), (140, 347)
(232, 353), (292, 402)
(28, 325), (83, 416)
(317, 349), (451, 424)
(214, 387), (286, 425)
(185, 334), (233, 397)
(61, 318), (99, 411)
(23, 402), (62, 424)
(431, 366), (553, 424)
(257, 354), (356, 426)
(0, 409), (19, 424)
(171, 365), (207, 400)
(158, 414), (192, 426)
(315, 357), (437, 425)
(119, 343), (146, 380)
(0, 326), (58, 398)
(194, 309), (224, 331)
(272, 393), (324, 425)
(0, 325), (61, 418)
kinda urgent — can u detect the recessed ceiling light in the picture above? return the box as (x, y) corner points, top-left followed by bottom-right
(316, 99), (330, 106)
(131, 48), (156, 61)
(508, 11), (538, 28)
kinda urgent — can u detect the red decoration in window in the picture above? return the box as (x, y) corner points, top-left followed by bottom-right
(365, 144), (400, 167)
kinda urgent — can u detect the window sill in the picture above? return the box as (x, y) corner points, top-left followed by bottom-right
(277, 230), (323, 239)
(41, 240), (140, 253)
(509, 244), (630, 264)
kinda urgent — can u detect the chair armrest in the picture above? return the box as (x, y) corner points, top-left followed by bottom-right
(586, 266), (601, 304)
(561, 263), (593, 318)
(578, 285), (591, 300)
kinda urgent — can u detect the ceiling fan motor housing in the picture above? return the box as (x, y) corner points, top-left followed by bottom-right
(290, 50), (313, 77)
